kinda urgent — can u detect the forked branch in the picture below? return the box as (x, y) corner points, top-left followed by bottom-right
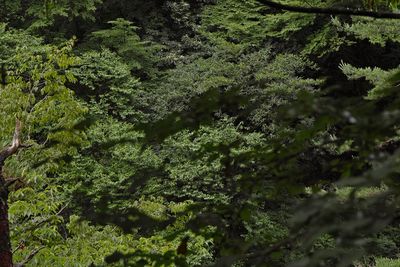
(0, 120), (23, 166)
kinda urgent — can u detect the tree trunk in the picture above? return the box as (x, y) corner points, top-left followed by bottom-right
(0, 174), (12, 267)
(0, 119), (23, 267)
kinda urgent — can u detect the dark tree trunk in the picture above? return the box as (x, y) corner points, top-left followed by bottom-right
(0, 173), (12, 267)
(0, 120), (23, 267)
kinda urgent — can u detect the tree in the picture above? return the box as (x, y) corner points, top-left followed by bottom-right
(0, 120), (22, 267)
(0, 26), (85, 266)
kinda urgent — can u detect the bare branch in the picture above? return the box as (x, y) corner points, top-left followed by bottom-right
(258, 0), (400, 19)
(0, 119), (23, 165)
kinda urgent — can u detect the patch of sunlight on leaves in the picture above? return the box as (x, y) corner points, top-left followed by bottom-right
(336, 185), (388, 201)
(375, 257), (400, 267)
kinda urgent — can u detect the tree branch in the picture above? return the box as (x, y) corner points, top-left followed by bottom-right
(17, 201), (70, 234)
(0, 119), (23, 166)
(13, 246), (45, 267)
(4, 178), (22, 189)
(12, 242), (25, 255)
(258, 0), (400, 19)
(1, 63), (6, 88)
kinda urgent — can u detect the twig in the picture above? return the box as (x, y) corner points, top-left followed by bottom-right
(12, 241), (25, 255)
(4, 177), (22, 188)
(14, 246), (45, 267)
(17, 201), (70, 234)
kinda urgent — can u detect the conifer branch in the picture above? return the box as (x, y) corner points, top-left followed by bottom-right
(258, 0), (400, 19)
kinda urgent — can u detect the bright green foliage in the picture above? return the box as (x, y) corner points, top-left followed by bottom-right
(153, 48), (320, 134)
(363, 0), (400, 9)
(27, 0), (101, 29)
(26, 215), (135, 267)
(376, 258), (400, 267)
(0, 0), (102, 29)
(0, 26), (86, 160)
(0, 26), (88, 267)
(10, 186), (65, 263)
(60, 117), (160, 211)
(89, 18), (159, 75)
(340, 62), (400, 99)
(248, 51), (320, 133)
(156, 54), (240, 115)
(262, 4), (315, 39)
(147, 119), (264, 203)
(71, 49), (141, 119)
(200, 0), (270, 53)
(333, 17), (400, 46)
(303, 21), (351, 57)
(127, 198), (214, 266)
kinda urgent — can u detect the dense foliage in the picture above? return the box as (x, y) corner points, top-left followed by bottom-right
(1, 0), (400, 266)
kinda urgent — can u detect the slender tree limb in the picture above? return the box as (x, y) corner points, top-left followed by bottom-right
(247, 232), (300, 260)
(11, 242), (24, 255)
(13, 246), (45, 267)
(4, 178), (22, 189)
(0, 119), (23, 166)
(258, 0), (400, 19)
(17, 201), (70, 234)
(1, 63), (6, 88)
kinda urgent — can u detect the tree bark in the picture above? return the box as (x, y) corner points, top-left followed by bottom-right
(0, 175), (12, 267)
(0, 119), (23, 267)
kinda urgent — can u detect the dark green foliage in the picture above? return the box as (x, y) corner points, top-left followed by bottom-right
(60, 118), (159, 211)
(147, 119), (265, 203)
(71, 49), (141, 119)
(88, 18), (159, 76)
(2, 0), (400, 267)
(0, 0), (101, 30)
